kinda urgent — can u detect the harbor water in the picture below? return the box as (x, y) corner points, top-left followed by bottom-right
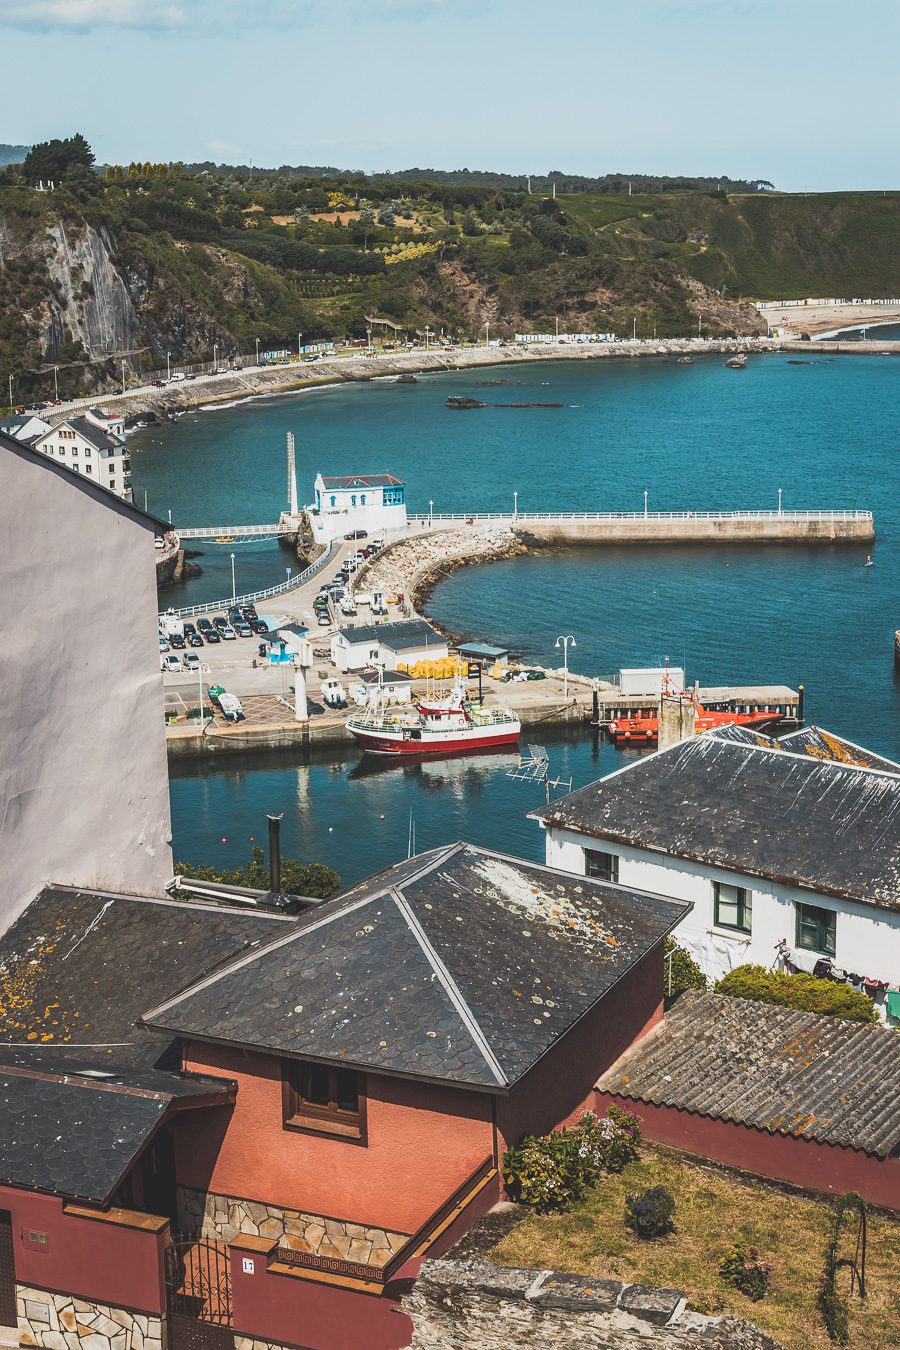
(131, 353), (900, 876)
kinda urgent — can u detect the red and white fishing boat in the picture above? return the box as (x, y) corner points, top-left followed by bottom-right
(346, 675), (520, 755)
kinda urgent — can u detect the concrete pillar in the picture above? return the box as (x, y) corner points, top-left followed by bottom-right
(658, 695), (697, 751)
(294, 662), (309, 723)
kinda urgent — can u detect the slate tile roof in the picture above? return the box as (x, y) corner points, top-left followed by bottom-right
(0, 1065), (230, 1203)
(597, 989), (900, 1158)
(336, 619), (442, 648)
(143, 843), (689, 1090)
(0, 887), (292, 1074)
(778, 726), (900, 774)
(533, 727), (900, 910)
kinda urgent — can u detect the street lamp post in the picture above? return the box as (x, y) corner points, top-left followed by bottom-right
(644, 489), (648, 518)
(166, 351), (171, 382)
(778, 487), (783, 515)
(429, 499), (434, 527)
(297, 332), (302, 359)
(53, 366), (59, 400)
(484, 321), (490, 346)
(230, 552), (236, 603)
(7, 374), (12, 409)
(213, 343), (218, 373)
(366, 327), (372, 352)
(285, 567), (292, 588)
(121, 360), (126, 395)
(513, 489), (518, 523)
(555, 635), (576, 702)
(255, 338), (260, 366)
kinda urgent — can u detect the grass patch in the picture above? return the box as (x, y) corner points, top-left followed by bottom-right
(490, 1144), (900, 1350)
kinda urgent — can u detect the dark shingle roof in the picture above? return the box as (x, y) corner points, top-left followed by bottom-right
(336, 619), (442, 648)
(67, 415), (123, 452)
(778, 726), (900, 774)
(597, 990), (900, 1158)
(0, 887), (293, 1074)
(0, 1065), (230, 1203)
(533, 730), (900, 910)
(143, 843), (689, 1091)
(319, 474), (404, 489)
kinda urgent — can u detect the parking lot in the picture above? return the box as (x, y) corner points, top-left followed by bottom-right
(160, 534), (407, 720)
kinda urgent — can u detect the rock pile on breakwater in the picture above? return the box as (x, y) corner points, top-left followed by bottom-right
(356, 524), (529, 628)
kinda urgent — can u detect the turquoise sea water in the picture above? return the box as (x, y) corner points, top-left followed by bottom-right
(132, 354), (900, 878)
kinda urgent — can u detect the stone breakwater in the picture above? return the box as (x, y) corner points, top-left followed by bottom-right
(403, 1259), (784, 1350)
(355, 524), (530, 634)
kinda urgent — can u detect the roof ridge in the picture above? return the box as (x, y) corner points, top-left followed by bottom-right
(390, 889), (508, 1088)
(140, 891), (380, 1025)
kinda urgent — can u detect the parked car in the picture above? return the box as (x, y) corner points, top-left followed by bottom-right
(213, 615), (229, 631)
(198, 618), (214, 633)
(183, 622), (197, 636)
(317, 613), (331, 627)
(151, 379), (165, 387)
(159, 637), (170, 653)
(235, 621), (252, 638)
(220, 624), (237, 640)
(154, 536), (165, 550)
(250, 620), (269, 635)
(204, 628), (221, 644)
(161, 653), (181, 673)
(188, 631), (204, 647)
(182, 652), (201, 671)
(371, 538), (384, 551)
(241, 605), (258, 621)
(344, 529), (368, 540)
(169, 632), (185, 650)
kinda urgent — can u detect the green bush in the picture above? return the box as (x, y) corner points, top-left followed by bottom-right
(625, 1186), (676, 1239)
(175, 845), (341, 899)
(719, 1242), (772, 1300)
(502, 1105), (642, 1214)
(715, 965), (877, 1024)
(664, 937), (707, 996)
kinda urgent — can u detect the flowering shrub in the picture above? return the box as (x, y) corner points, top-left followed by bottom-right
(625, 1186), (676, 1238)
(502, 1106), (642, 1214)
(719, 1242), (773, 1300)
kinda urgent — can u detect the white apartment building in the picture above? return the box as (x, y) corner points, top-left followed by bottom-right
(0, 430), (172, 924)
(532, 724), (900, 1016)
(310, 472), (407, 543)
(32, 409), (132, 500)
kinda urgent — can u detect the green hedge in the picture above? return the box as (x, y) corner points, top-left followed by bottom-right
(714, 965), (877, 1024)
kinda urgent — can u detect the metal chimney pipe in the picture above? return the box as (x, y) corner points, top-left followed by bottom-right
(268, 813), (283, 893)
(797, 683), (805, 728)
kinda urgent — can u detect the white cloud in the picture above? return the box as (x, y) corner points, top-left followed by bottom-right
(207, 139), (241, 155)
(3, 0), (186, 29)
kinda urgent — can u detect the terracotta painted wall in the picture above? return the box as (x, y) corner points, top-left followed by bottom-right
(497, 946), (665, 1152)
(594, 1094), (900, 1211)
(177, 1043), (494, 1234)
(0, 1186), (167, 1314)
(231, 1251), (413, 1350)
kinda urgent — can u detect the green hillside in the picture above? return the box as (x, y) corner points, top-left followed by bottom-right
(2, 141), (899, 402)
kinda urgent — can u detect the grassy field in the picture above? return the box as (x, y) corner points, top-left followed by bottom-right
(491, 1145), (900, 1350)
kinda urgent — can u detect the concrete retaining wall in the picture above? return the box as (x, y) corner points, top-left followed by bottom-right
(520, 516), (873, 545)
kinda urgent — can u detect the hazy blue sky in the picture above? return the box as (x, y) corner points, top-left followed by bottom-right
(2, 0), (896, 189)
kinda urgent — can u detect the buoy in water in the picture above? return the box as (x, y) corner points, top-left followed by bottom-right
(380, 814), (385, 820)
(221, 837), (227, 844)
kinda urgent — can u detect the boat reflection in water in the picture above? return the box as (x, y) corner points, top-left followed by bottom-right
(347, 745), (518, 798)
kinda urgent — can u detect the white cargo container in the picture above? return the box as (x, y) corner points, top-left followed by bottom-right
(618, 667), (685, 697)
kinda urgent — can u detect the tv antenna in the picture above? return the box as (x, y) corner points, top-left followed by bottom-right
(506, 745), (573, 803)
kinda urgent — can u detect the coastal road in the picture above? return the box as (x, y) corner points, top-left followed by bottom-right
(762, 301), (900, 337)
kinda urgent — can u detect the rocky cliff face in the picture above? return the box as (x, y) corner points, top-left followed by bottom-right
(44, 222), (138, 363)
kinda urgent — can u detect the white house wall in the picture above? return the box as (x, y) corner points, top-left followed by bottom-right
(542, 826), (900, 987)
(0, 450), (173, 924)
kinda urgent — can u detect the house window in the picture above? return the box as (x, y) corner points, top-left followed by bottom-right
(84, 447), (91, 457)
(72, 446), (78, 455)
(282, 1059), (363, 1139)
(330, 495), (336, 507)
(714, 881), (752, 933)
(796, 902), (836, 956)
(58, 446), (65, 456)
(351, 494), (357, 507)
(85, 465), (92, 474)
(585, 848), (618, 883)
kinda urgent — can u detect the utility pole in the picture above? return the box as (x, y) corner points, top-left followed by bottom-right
(287, 431), (298, 516)
(298, 331), (303, 358)
(121, 360), (126, 395)
(166, 351), (171, 382)
(255, 337), (260, 366)
(53, 366), (59, 400)
(698, 314), (702, 339)
(633, 316), (637, 340)
(213, 343), (218, 372)
(7, 373), (12, 408)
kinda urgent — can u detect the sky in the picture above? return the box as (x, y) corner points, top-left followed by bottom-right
(1, 0), (897, 190)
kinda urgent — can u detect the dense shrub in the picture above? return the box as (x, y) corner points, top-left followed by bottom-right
(502, 1105), (641, 1214)
(664, 937), (707, 996)
(625, 1186), (676, 1239)
(175, 846), (340, 899)
(719, 1242), (772, 1300)
(715, 965), (877, 1024)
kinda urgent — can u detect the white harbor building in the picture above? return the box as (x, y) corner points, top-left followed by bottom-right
(309, 472), (407, 543)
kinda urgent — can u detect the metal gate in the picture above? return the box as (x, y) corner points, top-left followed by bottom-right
(0, 1211), (16, 1328)
(164, 1238), (232, 1350)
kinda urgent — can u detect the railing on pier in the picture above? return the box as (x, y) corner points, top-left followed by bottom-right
(159, 540), (338, 619)
(407, 509), (873, 524)
(178, 522), (295, 539)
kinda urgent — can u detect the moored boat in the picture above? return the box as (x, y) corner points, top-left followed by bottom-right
(347, 675), (520, 755)
(607, 688), (783, 746)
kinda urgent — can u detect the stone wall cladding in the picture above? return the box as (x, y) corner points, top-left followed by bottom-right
(176, 1186), (408, 1269)
(403, 1259), (786, 1350)
(17, 1287), (163, 1350)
